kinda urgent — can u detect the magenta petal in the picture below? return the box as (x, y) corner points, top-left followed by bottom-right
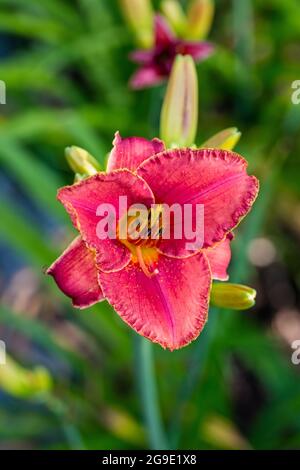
(129, 65), (164, 89)
(129, 49), (154, 64)
(137, 148), (259, 257)
(58, 170), (155, 272)
(107, 132), (165, 172)
(99, 253), (211, 350)
(47, 237), (104, 308)
(178, 41), (214, 61)
(205, 233), (233, 281)
(155, 14), (175, 46)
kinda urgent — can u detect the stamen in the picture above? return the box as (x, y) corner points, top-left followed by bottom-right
(136, 246), (159, 278)
(117, 206), (162, 276)
(120, 204), (164, 248)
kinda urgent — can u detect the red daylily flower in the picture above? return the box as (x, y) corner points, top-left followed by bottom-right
(47, 133), (259, 350)
(130, 15), (214, 89)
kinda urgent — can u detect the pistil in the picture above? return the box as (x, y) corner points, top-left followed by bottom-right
(135, 246), (159, 277)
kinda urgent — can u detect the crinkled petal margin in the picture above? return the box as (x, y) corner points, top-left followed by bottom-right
(57, 169), (155, 273)
(99, 252), (212, 350)
(107, 132), (165, 172)
(47, 236), (104, 309)
(204, 233), (233, 281)
(137, 148), (259, 258)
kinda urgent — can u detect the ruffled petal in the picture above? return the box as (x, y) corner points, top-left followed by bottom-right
(129, 65), (164, 89)
(155, 15), (175, 47)
(107, 132), (165, 172)
(176, 41), (214, 61)
(137, 148), (259, 257)
(58, 170), (155, 272)
(205, 233), (233, 281)
(99, 253), (211, 350)
(47, 237), (104, 308)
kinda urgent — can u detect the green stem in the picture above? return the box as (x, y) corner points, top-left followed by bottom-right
(169, 307), (219, 448)
(61, 422), (85, 450)
(134, 336), (169, 450)
(46, 396), (85, 450)
(232, 0), (255, 119)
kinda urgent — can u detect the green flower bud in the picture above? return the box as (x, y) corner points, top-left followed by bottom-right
(65, 146), (101, 177)
(186, 0), (214, 40)
(160, 55), (198, 148)
(119, 0), (154, 48)
(210, 283), (256, 310)
(201, 127), (241, 151)
(161, 0), (187, 37)
(0, 356), (52, 399)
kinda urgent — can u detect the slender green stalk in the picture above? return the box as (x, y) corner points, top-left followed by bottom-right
(61, 423), (86, 450)
(47, 396), (85, 450)
(169, 307), (219, 447)
(149, 86), (166, 138)
(134, 336), (169, 450)
(232, 0), (255, 119)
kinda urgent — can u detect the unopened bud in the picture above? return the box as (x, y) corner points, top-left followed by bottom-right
(160, 55), (198, 148)
(119, 0), (154, 48)
(65, 146), (101, 177)
(210, 283), (256, 310)
(186, 0), (214, 40)
(0, 356), (52, 398)
(202, 127), (241, 151)
(161, 0), (187, 36)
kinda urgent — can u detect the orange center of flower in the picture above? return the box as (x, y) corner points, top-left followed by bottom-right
(117, 205), (163, 277)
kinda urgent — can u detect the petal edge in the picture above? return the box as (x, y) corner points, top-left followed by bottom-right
(137, 148), (259, 257)
(107, 132), (165, 172)
(47, 237), (104, 309)
(99, 252), (212, 350)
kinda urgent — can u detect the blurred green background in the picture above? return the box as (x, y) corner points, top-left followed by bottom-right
(0, 0), (300, 450)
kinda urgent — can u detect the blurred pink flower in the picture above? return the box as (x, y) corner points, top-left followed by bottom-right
(129, 15), (214, 89)
(47, 133), (258, 350)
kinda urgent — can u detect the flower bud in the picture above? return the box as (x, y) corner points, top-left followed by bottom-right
(202, 127), (241, 151)
(186, 0), (214, 40)
(210, 283), (256, 310)
(161, 0), (187, 37)
(0, 356), (52, 398)
(65, 146), (101, 177)
(160, 55), (198, 148)
(119, 0), (154, 48)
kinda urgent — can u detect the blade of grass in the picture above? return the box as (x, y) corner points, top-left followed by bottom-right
(0, 12), (69, 43)
(134, 336), (169, 450)
(169, 307), (219, 447)
(0, 306), (82, 369)
(0, 201), (57, 265)
(63, 114), (106, 162)
(0, 137), (66, 220)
